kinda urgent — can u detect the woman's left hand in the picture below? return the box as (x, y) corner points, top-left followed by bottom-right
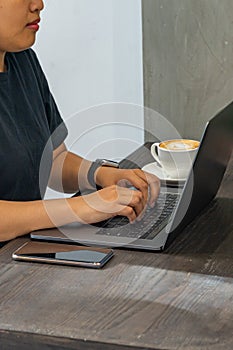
(96, 167), (160, 209)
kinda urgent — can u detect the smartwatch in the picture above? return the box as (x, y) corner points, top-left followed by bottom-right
(87, 159), (119, 188)
(95, 159), (119, 168)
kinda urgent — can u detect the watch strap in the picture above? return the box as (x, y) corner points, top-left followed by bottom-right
(87, 159), (119, 188)
(87, 161), (102, 188)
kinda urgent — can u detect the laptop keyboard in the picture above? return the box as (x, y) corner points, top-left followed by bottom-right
(96, 193), (179, 240)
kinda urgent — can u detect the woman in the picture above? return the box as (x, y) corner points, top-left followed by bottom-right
(0, 0), (160, 243)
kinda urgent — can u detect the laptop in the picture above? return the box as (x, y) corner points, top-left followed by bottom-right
(31, 101), (233, 251)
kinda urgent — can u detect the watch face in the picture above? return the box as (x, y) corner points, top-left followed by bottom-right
(96, 159), (119, 168)
(100, 159), (108, 165)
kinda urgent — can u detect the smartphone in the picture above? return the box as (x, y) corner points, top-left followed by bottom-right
(12, 241), (114, 268)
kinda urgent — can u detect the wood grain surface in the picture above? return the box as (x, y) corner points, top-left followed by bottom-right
(0, 146), (233, 350)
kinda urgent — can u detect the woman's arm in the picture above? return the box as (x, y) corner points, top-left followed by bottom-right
(0, 143), (161, 242)
(0, 197), (79, 242)
(0, 185), (146, 242)
(48, 142), (92, 193)
(49, 143), (160, 207)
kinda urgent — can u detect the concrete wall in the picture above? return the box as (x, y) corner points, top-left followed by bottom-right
(142, 0), (233, 141)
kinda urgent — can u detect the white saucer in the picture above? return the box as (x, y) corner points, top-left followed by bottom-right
(142, 162), (186, 185)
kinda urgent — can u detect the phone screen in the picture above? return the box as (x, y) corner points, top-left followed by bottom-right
(27, 250), (110, 263)
(12, 242), (114, 268)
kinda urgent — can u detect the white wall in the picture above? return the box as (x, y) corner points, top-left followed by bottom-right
(35, 0), (144, 162)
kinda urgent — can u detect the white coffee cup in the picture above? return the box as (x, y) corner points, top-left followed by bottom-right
(151, 139), (200, 179)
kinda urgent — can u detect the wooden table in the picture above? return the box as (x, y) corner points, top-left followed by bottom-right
(1, 145), (233, 350)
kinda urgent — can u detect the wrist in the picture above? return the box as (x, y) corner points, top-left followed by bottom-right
(95, 166), (110, 187)
(87, 159), (119, 188)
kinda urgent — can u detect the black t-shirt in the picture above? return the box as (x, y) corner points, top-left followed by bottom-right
(0, 49), (68, 201)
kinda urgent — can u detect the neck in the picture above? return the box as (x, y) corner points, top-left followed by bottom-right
(0, 52), (6, 72)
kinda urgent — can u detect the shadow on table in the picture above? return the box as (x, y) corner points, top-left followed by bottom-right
(125, 197), (233, 278)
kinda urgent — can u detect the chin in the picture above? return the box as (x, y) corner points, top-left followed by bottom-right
(13, 34), (37, 52)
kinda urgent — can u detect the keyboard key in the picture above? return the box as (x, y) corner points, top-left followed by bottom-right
(96, 193), (179, 240)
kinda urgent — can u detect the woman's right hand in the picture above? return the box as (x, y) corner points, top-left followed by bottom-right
(69, 185), (147, 224)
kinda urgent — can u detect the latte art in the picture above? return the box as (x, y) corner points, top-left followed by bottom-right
(160, 139), (199, 151)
